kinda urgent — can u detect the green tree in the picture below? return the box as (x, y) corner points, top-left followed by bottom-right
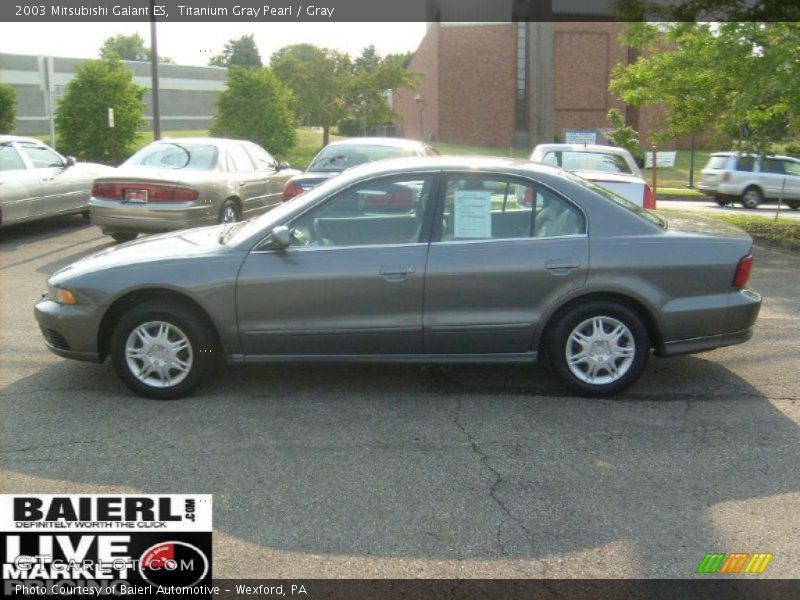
(347, 46), (418, 136)
(270, 44), (351, 146)
(0, 84), (17, 134)
(613, 0), (799, 21)
(605, 108), (644, 165)
(100, 33), (174, 63)
(55, 56), (145, 164)
(211, 66), (295, 155)
(610, 22), (800, 152)
(209, 34), (262, 68)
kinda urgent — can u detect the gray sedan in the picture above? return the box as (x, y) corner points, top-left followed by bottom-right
(89, 137), (300, 243)
(35, 157), (761, 399)
(0, 135), (112, 228)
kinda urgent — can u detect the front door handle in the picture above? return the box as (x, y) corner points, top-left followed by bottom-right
(545, 258), (580, 276)
(380, 266), (416, 282)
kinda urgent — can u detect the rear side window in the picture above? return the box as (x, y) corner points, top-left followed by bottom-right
(735, 156), (755, 172)
(706, 155), (729, 169)
(0, 144), (26, 171)
(762, 159), (786, 174)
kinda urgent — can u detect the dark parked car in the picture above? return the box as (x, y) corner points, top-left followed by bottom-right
(282, 137), (439, 199)
(0, 136), (113, 228)
(90, 137), (300, 243)
(36, 157), (760, 400)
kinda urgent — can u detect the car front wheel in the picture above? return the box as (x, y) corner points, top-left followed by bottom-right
(219, 200), (241, 224)
(110, 301), (216, 399)
(110, 232), (137, 244)
(547, 301), (649, 396)
(787, 201), (800, 210)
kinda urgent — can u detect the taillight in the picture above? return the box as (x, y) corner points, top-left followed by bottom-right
(733, 254), (753, 287)
(283, 180), (305, 200)
(91, 183), (198, 202)
(643, 184), (656, 210)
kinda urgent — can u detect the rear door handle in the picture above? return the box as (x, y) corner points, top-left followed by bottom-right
(380, 266), (415, 281)
(545, 258), (580, 276)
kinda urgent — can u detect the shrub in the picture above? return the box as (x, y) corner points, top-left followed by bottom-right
(606, 108), (645, 166)
(337, 116), (361, 137)
(0, 84), (17, 134)
(55, 57), (145, 164)
(784, 142), (800, 158)
(211, 67), (295, 156)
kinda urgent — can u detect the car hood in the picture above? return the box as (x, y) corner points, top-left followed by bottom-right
(72, 162), (116, 176)
(50, 225), (230, 283)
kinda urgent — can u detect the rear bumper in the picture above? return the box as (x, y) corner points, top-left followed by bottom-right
(34, 297), (103, 363)
(656, 288), (761, 357)
(89, 199), (214, 234)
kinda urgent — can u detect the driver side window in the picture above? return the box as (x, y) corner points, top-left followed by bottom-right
(289, 175), (434, 248)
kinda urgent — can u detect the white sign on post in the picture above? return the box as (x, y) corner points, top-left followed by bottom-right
(645, 151), (677, 168)
(454, 190), (492, 239)
(108, 108), (115, 128)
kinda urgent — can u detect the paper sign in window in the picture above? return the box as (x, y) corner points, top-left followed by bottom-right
(454, 190), (492, 238)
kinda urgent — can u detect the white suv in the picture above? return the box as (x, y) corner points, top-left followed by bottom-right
(699, 152), (800, 209)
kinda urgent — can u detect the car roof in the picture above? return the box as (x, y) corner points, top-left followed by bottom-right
(0, 135), (49, 145)
(153, 137), (260, 147)
(711, 151), (798, 161)
(325, 137), (429, 150)
(533, 143), (634, 156)
(323, 154), (566, 178)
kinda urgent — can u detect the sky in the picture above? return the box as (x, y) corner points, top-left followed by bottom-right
(0, 22), (428, 64)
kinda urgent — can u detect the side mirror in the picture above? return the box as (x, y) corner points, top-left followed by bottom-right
(64, 156), (76, 168)
(277, 161), (291, 171)
(269, 225), (291, 249)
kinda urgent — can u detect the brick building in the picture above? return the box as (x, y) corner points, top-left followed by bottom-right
(394, 21), (664, 149)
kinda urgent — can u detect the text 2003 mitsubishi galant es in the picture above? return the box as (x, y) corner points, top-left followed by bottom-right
(35, 157), (761, 399)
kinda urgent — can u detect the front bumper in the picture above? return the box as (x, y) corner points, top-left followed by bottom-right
(89, 199), (214, 234)
(34, 297), (104, 363)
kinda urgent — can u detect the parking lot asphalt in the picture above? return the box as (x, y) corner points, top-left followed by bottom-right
(1, 215), (799, 578)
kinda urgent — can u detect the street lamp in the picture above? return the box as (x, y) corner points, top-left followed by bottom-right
(415, 93), (424, 139)
(150, 0), (161, 140)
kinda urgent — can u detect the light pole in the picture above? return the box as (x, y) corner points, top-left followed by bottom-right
(415, 93), (424, 139)
(150, 0), (161, 140)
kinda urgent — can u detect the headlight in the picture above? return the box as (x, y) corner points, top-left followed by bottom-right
(48, 284), (78, 305)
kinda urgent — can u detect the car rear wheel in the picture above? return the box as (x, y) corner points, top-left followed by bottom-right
(219, 200), (240, 224)
(741, 187), (763, 209)
(110, 232), (137, 243)
(547, 301), (649, 396)
(787, 201), (800, 210)
(110, 301), (216, 399)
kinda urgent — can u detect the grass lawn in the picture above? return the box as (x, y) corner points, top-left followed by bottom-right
(659, 208), (800, 253)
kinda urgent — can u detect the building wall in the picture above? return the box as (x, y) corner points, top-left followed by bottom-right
(0, 52), (226, 136)
(394, 23), (439, 141)
(552, 22), (628, 141)
(437, 23), (517, 147)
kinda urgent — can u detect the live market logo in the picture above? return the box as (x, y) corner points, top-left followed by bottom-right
(1, 494), (212, 596)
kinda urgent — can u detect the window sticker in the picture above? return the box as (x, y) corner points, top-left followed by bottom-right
(454, 190), (492, 238)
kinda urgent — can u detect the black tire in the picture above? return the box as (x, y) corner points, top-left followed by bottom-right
(740, 187), (763, 209)
(787, 201), (800, 211)
(714, 197), (730, 207)
(218, 199), (241, 224)
(110, 300), (217, 400)
(110, 232), (137, 244)
(547, 300), (650, 396)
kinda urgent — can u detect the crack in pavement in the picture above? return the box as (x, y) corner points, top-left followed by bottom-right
(451, 397), (542, 565)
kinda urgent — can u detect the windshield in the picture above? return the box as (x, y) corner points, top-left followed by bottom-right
(308, 144), (418, 172)
(563, 171), (666, 229)
(541, 151), (634, 175)
(123, 143), (219, 170)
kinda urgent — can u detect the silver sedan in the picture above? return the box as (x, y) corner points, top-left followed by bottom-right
(89, 137), (300, 243)
(0, 135), (112, 228)
(36, 156), (761, 399)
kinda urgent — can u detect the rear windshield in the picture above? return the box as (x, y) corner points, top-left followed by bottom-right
(124, 143), (219, 170)
(540, 151), (634, 175)
(563, 171), (666, 229)
(308, 144), (418, 172)
(706, 155), (729, 169)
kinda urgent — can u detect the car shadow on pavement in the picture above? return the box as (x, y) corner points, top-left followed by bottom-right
(2, 347), (799, 576)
